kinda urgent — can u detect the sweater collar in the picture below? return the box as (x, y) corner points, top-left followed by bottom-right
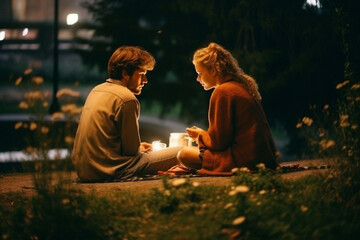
(105, 78), (126, 87)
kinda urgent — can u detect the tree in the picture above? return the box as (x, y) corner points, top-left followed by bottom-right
(78, 0), (346, 157)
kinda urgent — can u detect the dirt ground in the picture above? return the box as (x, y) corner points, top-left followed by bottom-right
(0, 159), (329, 197)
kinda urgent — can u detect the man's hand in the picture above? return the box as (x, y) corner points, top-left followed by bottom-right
(139, 142), (152, 153)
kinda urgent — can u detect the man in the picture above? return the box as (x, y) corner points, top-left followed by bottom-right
(72, 46), (182, 182)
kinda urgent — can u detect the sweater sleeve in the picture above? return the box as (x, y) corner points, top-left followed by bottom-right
(115, 100), (141, 155)
(198, 87), (234, 150)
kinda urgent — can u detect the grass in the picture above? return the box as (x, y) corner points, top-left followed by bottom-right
(1, 70), (359, 239)
(1, 165), (359, 240)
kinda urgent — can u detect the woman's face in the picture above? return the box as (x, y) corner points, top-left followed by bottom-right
(194, 62), (217, 90)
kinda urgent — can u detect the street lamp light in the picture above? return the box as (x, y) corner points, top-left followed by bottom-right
(66, 13), (78, 25)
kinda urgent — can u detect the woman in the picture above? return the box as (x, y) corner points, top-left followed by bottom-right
(177, 42), (279, 175)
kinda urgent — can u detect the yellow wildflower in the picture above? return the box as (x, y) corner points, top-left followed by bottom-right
(336, 80), (350, 89)
(319, 139), (335, 150)
(41, 126), (49, 134)
(300, 205), (309, 212)
(62, 198), (70, 205)
(56, 88), (81, 98)
(51, 112), (65, 120)
(32, 76), (44, 85)
(318, 130), (325, 137)
(296, 122), (302, 128)
(25, 146), (36, 155)
(65, 136), (74, 145)
(14, 121), (23, 129)
(18, 101), (29, 109)
(339, 115), (350, 128)
(61, 104), (82, 114)
(43, 91), (51, 98)
(24, 68), (32, 75)
(24, 90), (42, 100)
(29, 122), (37, 131)
(232, 216), (246, 225)
(302, 117), (313, 126)
(15, 77), (22, 86)
(351, 84), (360, 90)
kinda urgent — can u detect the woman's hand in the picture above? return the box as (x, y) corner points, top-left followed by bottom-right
(139, 142), (152, 153)
(186, 126), (204, 139)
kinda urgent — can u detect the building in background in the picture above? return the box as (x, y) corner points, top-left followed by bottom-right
(0, 0), (102, 83)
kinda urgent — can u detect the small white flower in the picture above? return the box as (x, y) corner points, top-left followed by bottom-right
(231, 168), (239, 173)
(172, 178), (186, 187)
(256, 163), (266, 170)
(228, 190), (237, 196)
(224, 203), (233, 209)
(240, 167), (250, 172)
(192, 181), (200, 187)
(232, 216), (246, 226)
(234, 185), (250, 193)
(259, 190), (266, 195)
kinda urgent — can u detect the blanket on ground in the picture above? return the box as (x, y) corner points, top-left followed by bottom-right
(75, 163), (330, 183)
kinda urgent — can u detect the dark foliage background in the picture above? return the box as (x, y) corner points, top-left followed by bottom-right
(75, 0), (359, 157)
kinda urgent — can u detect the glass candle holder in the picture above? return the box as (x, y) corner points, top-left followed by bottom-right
(152, 141), (167, 151)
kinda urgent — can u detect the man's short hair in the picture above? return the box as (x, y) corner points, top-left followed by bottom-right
(107, 46), (156, 80)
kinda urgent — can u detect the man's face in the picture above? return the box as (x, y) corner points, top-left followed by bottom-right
(126, 68), (148, 95)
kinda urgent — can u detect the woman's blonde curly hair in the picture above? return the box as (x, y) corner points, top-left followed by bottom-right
(192, 42), (261, 101)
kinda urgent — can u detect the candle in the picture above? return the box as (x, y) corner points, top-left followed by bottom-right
(152, 141), (167, 151)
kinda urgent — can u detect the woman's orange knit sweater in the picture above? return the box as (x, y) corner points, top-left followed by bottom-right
(198, 80), (278, 175)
